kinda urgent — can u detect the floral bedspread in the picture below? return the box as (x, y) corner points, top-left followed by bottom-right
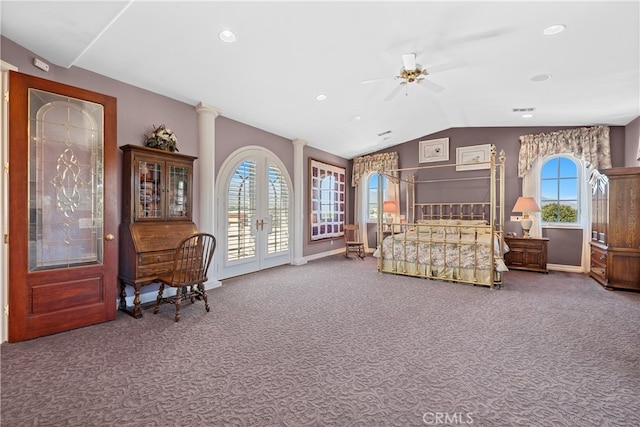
(374, 231), (509, 272)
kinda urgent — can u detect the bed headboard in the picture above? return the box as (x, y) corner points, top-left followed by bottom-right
(414, 203), (490, 222)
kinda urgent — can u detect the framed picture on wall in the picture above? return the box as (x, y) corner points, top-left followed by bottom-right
(419, 138), (449, 163)
(456, 144), (491, 171)
(309, 158), (346, 241)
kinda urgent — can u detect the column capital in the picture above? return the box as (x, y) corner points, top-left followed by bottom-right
(195, 102), (222, 118)
(292, 138), (307, 147)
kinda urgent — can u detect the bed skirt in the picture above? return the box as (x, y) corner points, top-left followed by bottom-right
(378, 258), (503, 288)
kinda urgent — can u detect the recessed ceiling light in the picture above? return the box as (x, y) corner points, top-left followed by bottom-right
(349, 115), (361, 122)
(219, 29), (237, 43)
(543, 24), (566, 35)
(316, 94), (327, 101)
(531, 74), (552, 82)
(522, 114), (533, 118)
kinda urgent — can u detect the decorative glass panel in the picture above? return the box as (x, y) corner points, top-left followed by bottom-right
(168, 165), (189, 218)
(227, 160), (257, 261)
(267, 163), (289, 254)
(138, 161), (162, 219)
(28, 89), (104, 271)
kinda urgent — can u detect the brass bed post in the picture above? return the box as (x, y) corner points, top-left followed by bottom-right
(377, 171), (384, 272)
(489, 145), (497, 289)
(498, 149), (506, 288)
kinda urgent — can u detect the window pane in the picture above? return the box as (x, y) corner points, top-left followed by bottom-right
(559, 179), (577, 201)
(558, 157), (577, 178)
(541, 158), (558, 178)
(367, 174), (386, 220)
(541, 180), (558, 200)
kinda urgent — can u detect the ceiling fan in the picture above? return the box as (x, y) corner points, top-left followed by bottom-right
(362, 53), (445, 101)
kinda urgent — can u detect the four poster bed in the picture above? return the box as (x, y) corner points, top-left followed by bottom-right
(373, 145), (509, 289)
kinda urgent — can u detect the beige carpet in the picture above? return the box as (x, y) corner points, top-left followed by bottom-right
(2, 255), (639, 426)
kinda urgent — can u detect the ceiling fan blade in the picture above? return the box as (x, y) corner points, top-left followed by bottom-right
(361, 76), (395, 85)
(384, 83), (405, 101)
(426, 59), (466, 75)
(401, 53), (417, 71)
(417, 79), (445, 93)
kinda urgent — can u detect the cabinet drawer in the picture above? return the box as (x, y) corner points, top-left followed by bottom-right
(590, 248), (607, 265)
(590, 263), (606, 279)
(138, 261), (174, 279)
(139, 251), (174, 266)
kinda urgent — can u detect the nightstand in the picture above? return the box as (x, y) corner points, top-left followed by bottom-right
(504, 236), (549, 273)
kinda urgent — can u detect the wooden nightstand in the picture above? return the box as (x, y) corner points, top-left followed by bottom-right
(504, 236), (549, 273)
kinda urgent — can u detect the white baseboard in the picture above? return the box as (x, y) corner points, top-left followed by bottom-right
(303, 247), (345, 262)
(548, 264), (587, 274)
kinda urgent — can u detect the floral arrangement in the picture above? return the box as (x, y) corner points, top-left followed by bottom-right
(144, 124), (179, 152)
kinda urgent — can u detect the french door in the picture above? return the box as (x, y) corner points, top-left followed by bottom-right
(218, 148), (292, 279)
(8, 71), (117, 342)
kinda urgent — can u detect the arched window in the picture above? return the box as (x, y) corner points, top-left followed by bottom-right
(366, 173), (387, 221)
(540, 155), (580, 224)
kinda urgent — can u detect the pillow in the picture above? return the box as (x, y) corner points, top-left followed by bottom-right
(416, 219), (442, 225)
(416, 224), (434, 233)
(458, 219), (488, 226)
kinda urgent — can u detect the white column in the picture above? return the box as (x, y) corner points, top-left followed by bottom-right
(291, 138), (308, 266)
(195, 102), (222, 286)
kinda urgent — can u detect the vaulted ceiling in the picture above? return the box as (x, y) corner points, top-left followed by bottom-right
(2, 1), (638, 159)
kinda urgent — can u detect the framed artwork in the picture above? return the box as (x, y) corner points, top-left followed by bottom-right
(419, 138), (449, 163)
(456, 144), (491, 171)
(309, 158), (346, 241)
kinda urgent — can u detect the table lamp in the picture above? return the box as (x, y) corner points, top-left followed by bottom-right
(512, 196), (541, 238)
(382, 200), (397, 224)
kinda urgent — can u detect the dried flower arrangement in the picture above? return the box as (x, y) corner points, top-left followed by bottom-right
(144, 124), (178, 152)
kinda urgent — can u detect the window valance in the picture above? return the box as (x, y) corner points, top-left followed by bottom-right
(351, 152), (398, 187)
(518, 125), (611, 178)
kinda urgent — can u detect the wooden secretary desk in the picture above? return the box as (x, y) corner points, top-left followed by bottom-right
(118, 144), (198, 317)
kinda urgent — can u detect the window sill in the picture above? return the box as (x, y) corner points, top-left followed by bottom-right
(542, 224), (584, 230)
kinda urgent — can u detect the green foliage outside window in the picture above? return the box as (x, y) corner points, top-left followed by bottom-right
(541, 203), (577, 223)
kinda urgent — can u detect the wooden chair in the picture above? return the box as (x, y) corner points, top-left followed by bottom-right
(344, 224), (365, 260)
(153, 233), (216, 322)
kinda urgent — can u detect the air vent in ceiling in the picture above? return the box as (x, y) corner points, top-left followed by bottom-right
(377, 130), (392, 137)
(512, 108), (535, 112)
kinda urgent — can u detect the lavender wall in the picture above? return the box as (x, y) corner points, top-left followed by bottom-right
(625, 116), (640, 167)
(354, 125), (627, 267)
(2, 36), (347, 263)
(1, 36), (200, 227)
(3, 35), (636, 268)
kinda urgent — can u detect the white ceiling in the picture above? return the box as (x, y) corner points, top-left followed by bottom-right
(2, 1), (639, 159)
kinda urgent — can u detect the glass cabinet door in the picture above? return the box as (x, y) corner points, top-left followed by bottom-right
(137, 160), (163, 219)
(168, 164), (190, 219)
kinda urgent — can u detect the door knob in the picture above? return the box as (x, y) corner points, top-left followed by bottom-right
(105, 234), (115, 241)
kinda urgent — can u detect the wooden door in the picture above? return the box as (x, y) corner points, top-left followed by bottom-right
(8, 71), (118, 342)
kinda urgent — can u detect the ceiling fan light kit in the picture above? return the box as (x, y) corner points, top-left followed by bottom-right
(363, 52), (444, 100)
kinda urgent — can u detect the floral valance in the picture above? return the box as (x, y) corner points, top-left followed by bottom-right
(351, 152), (398, 187)
(518, 125), (611, 178)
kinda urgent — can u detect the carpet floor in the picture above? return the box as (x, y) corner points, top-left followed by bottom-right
(2, 255), (639, 426)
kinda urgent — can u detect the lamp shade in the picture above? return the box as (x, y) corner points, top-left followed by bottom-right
(383, 200), (397, 213)
(512, 197), (541, 214)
